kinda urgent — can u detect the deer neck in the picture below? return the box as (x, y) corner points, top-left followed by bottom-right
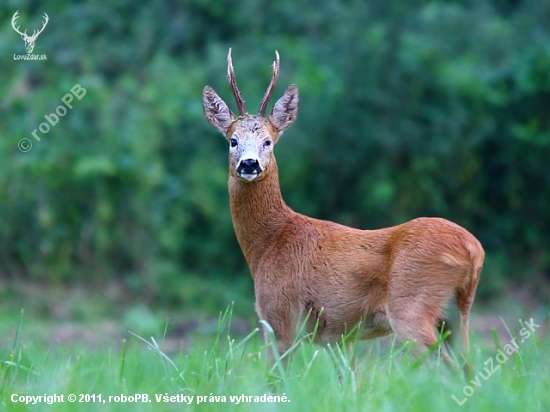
(229, 158), (292, 276)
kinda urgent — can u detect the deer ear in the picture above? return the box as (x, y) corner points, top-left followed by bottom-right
(268, 85), (299, 133)
(203, 86), (236, 135)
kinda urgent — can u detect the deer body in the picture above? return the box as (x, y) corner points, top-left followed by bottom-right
(203, 50), (483, 364)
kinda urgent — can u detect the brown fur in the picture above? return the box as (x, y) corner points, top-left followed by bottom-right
(203, 50), (484, 366)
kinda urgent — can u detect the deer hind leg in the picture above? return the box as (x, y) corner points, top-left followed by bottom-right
(454, 267), (481, 366)
(387, 298), (457, 367)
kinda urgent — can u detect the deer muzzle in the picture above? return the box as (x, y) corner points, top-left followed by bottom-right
(237, 158), (262, 180)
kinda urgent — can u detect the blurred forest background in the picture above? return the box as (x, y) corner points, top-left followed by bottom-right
(0, 0), (549, 332)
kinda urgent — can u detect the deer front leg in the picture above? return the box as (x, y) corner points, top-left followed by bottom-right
(255, 289), (296, 363)
(260, 322), (293, 364)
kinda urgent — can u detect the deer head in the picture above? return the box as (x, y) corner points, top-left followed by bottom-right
(203, 49), (299, 182)
(12, 11), (49, 54)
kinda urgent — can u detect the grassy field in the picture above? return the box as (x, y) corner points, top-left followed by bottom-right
(0, 304), (548, 412)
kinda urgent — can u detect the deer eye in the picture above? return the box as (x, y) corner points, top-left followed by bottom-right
(230, 138), (238, 148)
(264, 140), (272, 148)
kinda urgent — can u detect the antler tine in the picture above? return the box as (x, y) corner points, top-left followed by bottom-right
(39, 13), (49, 33)
(258, 51), (280, 117)
(227, 48), (246, 116)
(30, 13), (48, 39)
(11, 11), (25, 36)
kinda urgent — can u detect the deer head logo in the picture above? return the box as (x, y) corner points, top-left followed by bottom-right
(11, 11), (49, 54)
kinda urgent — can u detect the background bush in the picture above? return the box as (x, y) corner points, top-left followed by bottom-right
(1, 0), (549, 307)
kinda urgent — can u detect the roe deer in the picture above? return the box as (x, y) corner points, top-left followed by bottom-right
(202, 49), (484, 366)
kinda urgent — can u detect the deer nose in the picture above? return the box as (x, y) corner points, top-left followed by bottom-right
(237, 158), (261, 175)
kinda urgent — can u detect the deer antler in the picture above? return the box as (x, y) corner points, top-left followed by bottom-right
(11, 11), (49, 40)
(29, 13), (49, 40)
(11, 11), (26, 37)
(258, 51), (280, 117)
(227, 48), (246, 116)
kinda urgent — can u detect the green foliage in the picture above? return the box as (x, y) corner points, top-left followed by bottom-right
(1, 0), (549, 303)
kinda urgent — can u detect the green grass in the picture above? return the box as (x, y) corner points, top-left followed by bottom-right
(1, 307), (549, 412)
